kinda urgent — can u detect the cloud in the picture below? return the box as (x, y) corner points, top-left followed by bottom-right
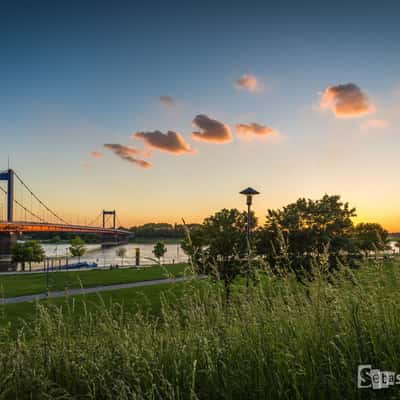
(104, 144), (152, 169)
(234, 74), (262, 92)
(360, 119), (389, 132)
(160, 96), (175, 107)
(320, 83), (375, 118)
(90, 151), (104, 158)
(133, 130), (193, 154)
(236, 123), (280, 139)
(192, 114), (233, 143)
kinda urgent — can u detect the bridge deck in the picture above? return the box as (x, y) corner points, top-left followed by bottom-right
(0, 221), (130, 235)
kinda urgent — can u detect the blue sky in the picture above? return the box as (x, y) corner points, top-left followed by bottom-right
(1, 0), (400, 229)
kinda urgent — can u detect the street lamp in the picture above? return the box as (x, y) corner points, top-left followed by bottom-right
(240, 187), (260, 292)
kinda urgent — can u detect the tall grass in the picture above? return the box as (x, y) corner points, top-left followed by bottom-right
(1, 258), (400, 399)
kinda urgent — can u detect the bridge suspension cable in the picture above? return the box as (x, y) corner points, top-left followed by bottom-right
(87, 212), (103, 227)
(13, 171), (70, 225)
(0, 185), (45, 222)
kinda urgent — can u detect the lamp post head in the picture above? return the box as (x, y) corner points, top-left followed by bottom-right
(240, 187), (260, 206)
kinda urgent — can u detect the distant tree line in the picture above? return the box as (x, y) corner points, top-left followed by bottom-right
(24, 232), (102, 244)
(25, 224), (201, 243)
(128, 223), (201, 239)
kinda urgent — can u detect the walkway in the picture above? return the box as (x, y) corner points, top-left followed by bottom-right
(0, 275), (198, 305)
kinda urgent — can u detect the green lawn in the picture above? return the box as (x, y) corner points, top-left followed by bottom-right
(0, 263), (190, 298)
(0, 279), (198, 331)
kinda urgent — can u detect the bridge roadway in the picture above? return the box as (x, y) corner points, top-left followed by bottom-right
(0, 221), (130, 236)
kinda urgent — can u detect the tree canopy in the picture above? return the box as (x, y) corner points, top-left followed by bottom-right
(69, 237), (87, 262)
(352, 223), (389, 254)
(256, 195), (358, 278)
(182, 208), (257, 299)
(12, 241), (45, 272)
(153, 242), (167, 263)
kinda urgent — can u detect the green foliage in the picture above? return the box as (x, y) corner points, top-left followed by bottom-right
(68, 236), (86, 262)
(256, 194), (359, 279)
(130, 223), (201, 240)
(353, 222), (389, 254)
(152, 241), (167, 262)
(11, 241), (45, 272)
(182, 208), (256, 299)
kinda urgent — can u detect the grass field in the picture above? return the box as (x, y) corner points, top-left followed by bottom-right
(1, 259), (400, 399)
(0, 263), (189, 298)
(0, 279), (195, 331)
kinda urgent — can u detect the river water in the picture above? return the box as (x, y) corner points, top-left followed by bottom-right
(17, 241), (400, 271)
(41, 243), (187, 268)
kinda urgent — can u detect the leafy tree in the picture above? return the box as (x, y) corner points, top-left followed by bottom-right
(116, 247), (127, 266)
(12, 241), (45, 272)
(256, 195), (358, 280)
(182, 208), (257, 301)
(352, 223), (389, 256)
(69, 236), (86, 263)
(153, 242), (167, 264)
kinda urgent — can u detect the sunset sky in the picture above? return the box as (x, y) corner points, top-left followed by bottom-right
(1, 1), (400, 231)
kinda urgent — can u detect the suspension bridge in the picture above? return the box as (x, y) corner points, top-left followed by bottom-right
(0, 168), (130, 257)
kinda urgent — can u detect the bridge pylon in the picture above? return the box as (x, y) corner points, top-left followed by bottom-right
(0, 169), (14, 222)
(102, 210), (116, 230)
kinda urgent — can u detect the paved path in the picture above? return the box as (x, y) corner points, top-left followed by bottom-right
(0, 276), (198, 305)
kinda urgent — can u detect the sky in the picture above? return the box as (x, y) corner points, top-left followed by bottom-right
(1, 0), (400, 231)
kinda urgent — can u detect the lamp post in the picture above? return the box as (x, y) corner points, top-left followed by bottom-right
(240, 187), (260, 292)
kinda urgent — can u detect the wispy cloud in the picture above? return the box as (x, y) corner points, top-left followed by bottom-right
(234, 74), (263, 92)
(133, 130), (194, 154)
(103, 144), (152, 169)
(236, 123), (280, 140)
(192, 114), (232, 143)
(160, 96), (176, 107)
(320, 83), (375, 118)
(360, 119), (389, 132)
(90, 151), (104, 158)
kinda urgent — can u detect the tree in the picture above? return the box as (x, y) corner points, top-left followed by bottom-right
(153, 242), (167, 264)
(12, 241), (45, 272)
(352, 223), (389, 256)
(182, 208), (257, 301)
(69, 236), (86, 263)
(256, 195), (358, 280)
(116, 247), (127, 266)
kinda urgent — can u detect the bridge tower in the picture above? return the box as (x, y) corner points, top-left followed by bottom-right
(0, 169), (14, 222)
(0, 169), (16, 263)
(102, 210), (116, 230)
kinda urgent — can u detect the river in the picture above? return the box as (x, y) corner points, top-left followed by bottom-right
(17, 241), (400, 271)
(41, 242), (187, 268)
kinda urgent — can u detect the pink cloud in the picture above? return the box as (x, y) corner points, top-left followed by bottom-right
(192, 114), (232, 143)
(236, 123), (280, 139)
(103, 144), (152, 169)
(360, 119), (389, 132)
(90, 151), (104, 159)
(133, 130), (193, 154)
(320, 83), (375, 118)
(234, 74), (263, 92)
